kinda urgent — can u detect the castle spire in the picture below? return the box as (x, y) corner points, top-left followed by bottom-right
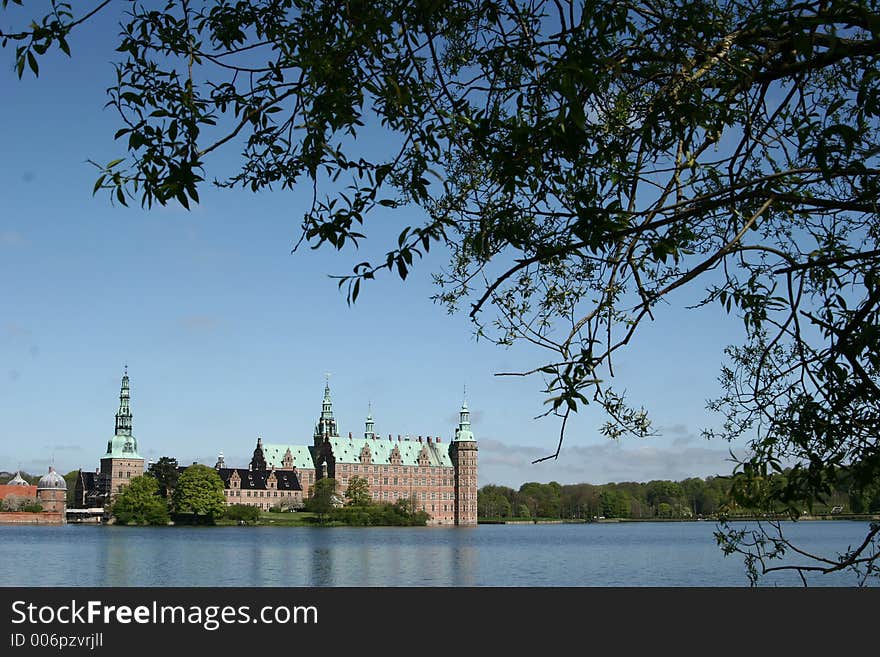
(364, 402), (375, 439)
(454, 395), (475, 442)
(115, 365), (132, 437)
(314, 376), (339, 441)
(104, 366), (142, 459)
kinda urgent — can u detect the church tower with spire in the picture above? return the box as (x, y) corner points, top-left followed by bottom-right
(449, 395), (478, 526)
(364, 403), (376, 440)
(313, 377), (339, 445)
(99, 366), (145, 503)
(312, 378), (338, 484)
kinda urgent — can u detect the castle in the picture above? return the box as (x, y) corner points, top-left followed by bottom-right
(74, 366), (145, 509)
(77, 370), (478, 526)
(0, 467), (67, 524)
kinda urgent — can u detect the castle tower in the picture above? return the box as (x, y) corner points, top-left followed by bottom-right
(364, 403), (376, 440)
(99, 366), (145, 503)
(250, 436), (267, 471)
(313, 377), (339, 445)
(449, 397), (478, 526)
(312, 379), (338, 482)
(36, 466), (67, 520)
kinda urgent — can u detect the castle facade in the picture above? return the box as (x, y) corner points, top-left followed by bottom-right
(78, 370), (478, 526)
(219, 382), (478, 526)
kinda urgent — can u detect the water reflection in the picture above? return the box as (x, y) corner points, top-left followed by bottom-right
(0, 522), (874, 587)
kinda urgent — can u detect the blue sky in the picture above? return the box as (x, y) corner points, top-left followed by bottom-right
(0, 5), (749, 486)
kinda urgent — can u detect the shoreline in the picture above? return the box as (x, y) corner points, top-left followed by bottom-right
(479, 513), (880, 525)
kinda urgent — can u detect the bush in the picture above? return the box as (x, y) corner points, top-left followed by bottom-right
(21, 503), (43, 513)
(0, 495), (35, 512)
(329, 501), (429, 526)
(223, 504), (261, 523)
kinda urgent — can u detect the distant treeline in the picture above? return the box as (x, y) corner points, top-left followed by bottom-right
(479, 471), (880, 520)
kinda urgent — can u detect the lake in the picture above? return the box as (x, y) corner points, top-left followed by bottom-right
(1, 520), (875, 586)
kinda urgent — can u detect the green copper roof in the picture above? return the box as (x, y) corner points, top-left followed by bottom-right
(103, 366), (143, 458)
(103, 433), (143, 459)
(262, 443), (315, 470)
(453, 401), (476, 442)
(324, 436), (453, 467)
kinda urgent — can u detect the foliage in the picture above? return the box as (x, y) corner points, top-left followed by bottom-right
(0, 495), (36, 512)
(147, 456), (180, 498)
(63, 470), (79, 507)
(111, 475), (170, 525)
(480, 471), (880, 524)
(223, 503), (261, 523)
(5, 0), (880, 581)
(0, 472), (36, 485)
(21, 502), (43, 513)
(330, 499), (429, 526)
(344, 475), (372, 507)
(171, 464), (226, 522)
(478, 485), (513, 518)
(305, 477), (338, 522)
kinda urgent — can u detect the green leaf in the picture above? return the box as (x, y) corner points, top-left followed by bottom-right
(27, 50), (38, 76)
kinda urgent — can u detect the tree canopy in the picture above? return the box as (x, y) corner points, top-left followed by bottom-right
(111, 475), (171, 525)
(306, 477), (338, 522)
(344, 475), (372, 507)
(147, 456), (180, 498)
(3, 0), (879, 582)
(171, 464), (226, 521)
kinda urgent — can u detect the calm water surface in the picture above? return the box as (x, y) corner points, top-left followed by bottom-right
(1, 521), (874, 586)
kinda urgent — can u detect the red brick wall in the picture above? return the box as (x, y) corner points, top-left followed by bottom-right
(0, 512), (64, 524)
(451, 442), (478, 526)
(223, 487), (303, 511)
(0, 484), (37, 500)
(37, 488), (66, 514)
(334, 462), (457, 525)
(101, 457), (145, 500)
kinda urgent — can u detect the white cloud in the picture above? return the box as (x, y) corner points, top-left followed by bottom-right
(478, 434), (739, 487)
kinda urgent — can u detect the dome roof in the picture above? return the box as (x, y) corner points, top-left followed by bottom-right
(37, 467), (67, 491)
(8, 471), (29, 486)
(103, 433), (142, 459)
